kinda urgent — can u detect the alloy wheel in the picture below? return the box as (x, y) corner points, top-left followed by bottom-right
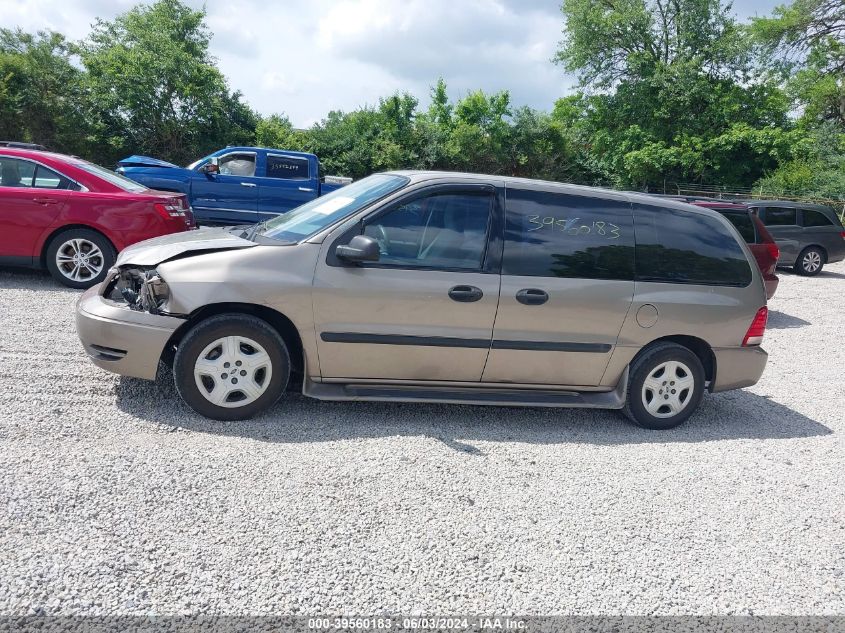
(802, 250), (822, 273)
(55, 238), (104, 283)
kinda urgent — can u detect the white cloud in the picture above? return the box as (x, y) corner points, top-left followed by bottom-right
(5, 0), (782, 128)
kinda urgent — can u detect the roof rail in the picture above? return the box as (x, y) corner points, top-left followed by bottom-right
(0, 141), (48, 151)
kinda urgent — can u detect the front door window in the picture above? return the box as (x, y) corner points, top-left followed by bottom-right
(218, 153), (256, 177)
(362, 192), (492, 270)
(0, 157), (36, 187)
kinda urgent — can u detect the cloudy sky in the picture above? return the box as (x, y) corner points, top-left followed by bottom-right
(7, 0), (785, 127)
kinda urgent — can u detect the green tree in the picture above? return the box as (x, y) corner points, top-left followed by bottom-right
(303, 91), (424, 178)
(554, 0), (795, 189)
(0, 29), (90, 153)
(555, 0), (746, 87)
(445, 89), (512, 173)
(752, 0), (845, 125)
(412, 78), (454, 169)
(307, 107), (394, 178)
(79, 0), (256, 165)
(755, 122), (845, 199)
(428, 78), (453, 128)
(570, 65), (794, 187)
(506, 105), (590, 182)
(254, 114), (308, 151)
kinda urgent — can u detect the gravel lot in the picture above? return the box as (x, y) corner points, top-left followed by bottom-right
(0, 262), (843, 616)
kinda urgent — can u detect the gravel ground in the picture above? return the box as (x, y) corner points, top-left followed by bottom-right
(0, 262), (843, 617)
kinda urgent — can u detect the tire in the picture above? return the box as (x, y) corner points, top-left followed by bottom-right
(173, 314), (290, 421)
(794, 246), (825, 276)
(622, 342), (706, 430)
(45, 228), (116, 289)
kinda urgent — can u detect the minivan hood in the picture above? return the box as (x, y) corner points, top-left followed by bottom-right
(116, 228), (256, 267)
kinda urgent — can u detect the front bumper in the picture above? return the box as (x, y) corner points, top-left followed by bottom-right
(711, 346), (768, 392)
(75, 285), (185, 380)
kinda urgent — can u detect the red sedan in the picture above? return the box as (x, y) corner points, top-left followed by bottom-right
(0, 148), (195, 288)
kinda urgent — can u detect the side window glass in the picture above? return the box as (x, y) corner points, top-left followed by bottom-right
(0, 158), (35, 187)
(502, 189), (635, 280)
(802, 209), (833, 227)
(763, 207), (797, 226)
(634, 205), (752, 286)
(719, 211), (756, 243)
(362, 192), (492, 270)
(266, 155), (310, 180)
(218, 153), (256, 177)
(34, 165), (68, 189)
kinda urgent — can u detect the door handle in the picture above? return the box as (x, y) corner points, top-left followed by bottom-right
(298, 186), (315, 192)
(516, 288), (549, 305)
(448, 285), (483, 303)
(33, 198), (59, 205)
(240, 182), (257, 187)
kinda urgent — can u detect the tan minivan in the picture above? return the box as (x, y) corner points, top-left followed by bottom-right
(76, 172), (769, 429)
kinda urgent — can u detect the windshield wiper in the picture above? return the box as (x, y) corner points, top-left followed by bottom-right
(247, 220), (269, 241)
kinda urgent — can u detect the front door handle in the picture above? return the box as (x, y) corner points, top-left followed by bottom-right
(516, 288), (549, 305)
(448, 285), (483, 303)
(240, 182), (257, 187)
(33, 197), (59, 205)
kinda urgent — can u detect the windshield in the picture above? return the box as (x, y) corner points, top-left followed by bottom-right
(260, 174), (409, 242)
(74, 161), (149, 193)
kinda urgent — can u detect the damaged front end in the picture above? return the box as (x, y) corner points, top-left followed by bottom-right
(105, 267), (171, 315)
(100, 227), (258, 316)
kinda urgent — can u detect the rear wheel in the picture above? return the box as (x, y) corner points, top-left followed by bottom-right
(795, 246), (824, 276)
(623, 343), (705, 430)
(173, 314), (290, 420)
(45, 228), (115, 289)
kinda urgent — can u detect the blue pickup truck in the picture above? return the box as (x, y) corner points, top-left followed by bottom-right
(117, 147), (351, 225)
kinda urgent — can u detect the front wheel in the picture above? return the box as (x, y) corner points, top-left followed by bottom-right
(173, 314), (290, 420)
(795, 246), (824, 276)
(622, 343), (705, 430)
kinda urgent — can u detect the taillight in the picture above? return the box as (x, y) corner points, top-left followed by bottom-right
(766, 242), (780, 261)
(743, 307), (768, 346)
(840, 231), (845, 240)
(154, 201), (186, 219)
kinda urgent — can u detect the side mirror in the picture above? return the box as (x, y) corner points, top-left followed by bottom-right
(336, 235), (380, 263)
(200, 158), (219, 175)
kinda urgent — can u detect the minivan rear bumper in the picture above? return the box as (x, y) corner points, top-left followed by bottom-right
(711, 346), (768, 392)
(764, 275), (779, 300)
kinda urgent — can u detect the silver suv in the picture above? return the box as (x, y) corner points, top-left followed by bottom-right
(76, 172), (769, 430)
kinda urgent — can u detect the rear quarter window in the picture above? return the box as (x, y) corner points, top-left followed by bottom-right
(717, 209), (756, 243)
(33, 165), (72, 189)
(801, 209), (834, 227)
(502, 188), (635, 280)
(634, 205), (752, 287)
